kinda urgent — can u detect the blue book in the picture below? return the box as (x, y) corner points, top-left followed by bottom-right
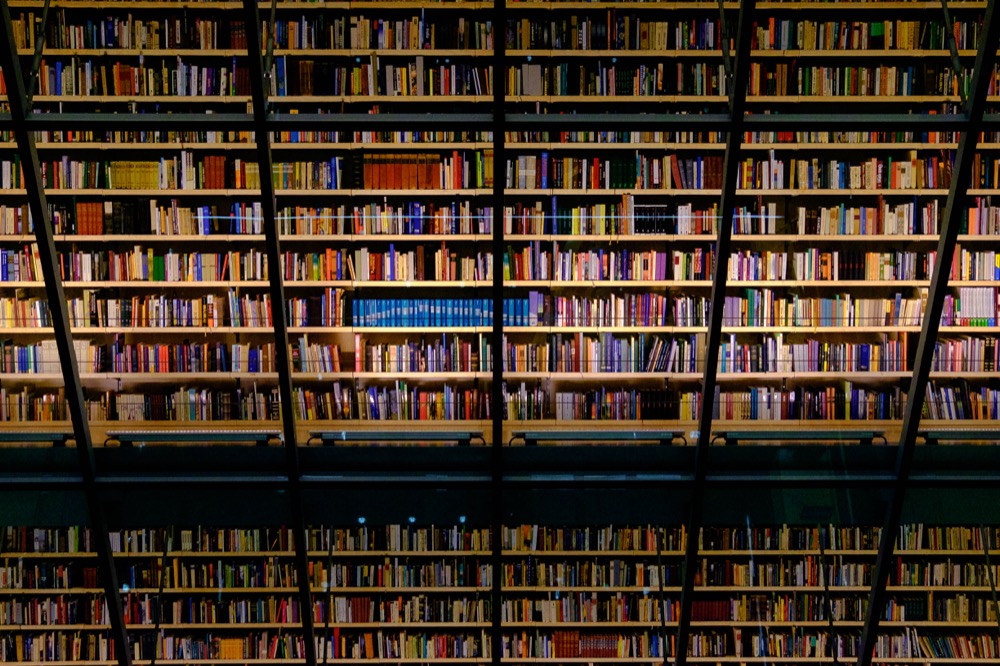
(276, 56), (286, 96)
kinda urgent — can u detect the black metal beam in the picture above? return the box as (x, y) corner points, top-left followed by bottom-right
(7, 111), (1000, 133)
(855, 3), (1000, 666)
(675, 2), (756, 665)
(490, 0), (506, 662)
(0, 7), (134, 666)
(241, 2), (318, 665)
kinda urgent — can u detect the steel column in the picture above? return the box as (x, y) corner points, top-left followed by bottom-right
(855, 3), (1000, 666)
(675, 2), (756, 664)
(0, 6), (134, 666)
(241, 2), (318, 664)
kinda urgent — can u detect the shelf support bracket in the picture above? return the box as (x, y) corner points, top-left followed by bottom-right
(0, 6), (134, 666)
(242, 2), (318, 666)
(856, 3), (1000, 666)
(674, 2), (756, 665)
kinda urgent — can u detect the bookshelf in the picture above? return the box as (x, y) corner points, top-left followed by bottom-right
(8, 523), (1000, 664)
(2, 0), (1000, 443)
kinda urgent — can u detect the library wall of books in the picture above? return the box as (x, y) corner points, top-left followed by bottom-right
(4, 0), (1000, 665)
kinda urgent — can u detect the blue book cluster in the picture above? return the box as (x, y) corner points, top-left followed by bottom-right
(503, 292), (548, 327)
(351, 298), (493, 327)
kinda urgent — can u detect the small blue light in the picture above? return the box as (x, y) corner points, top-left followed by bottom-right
(458, 515), (467, 524)
(122, 584), (130, 593)
(408, 516), (416, 524)
(357, 516), (366, 525)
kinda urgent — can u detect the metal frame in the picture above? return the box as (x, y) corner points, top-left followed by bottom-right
(0, 7), (133, 666)
(241, 1), (318, 664)
(675, 2), (756, 664)
(856, 3), (1000, 665)
(6, 112), (1000, 133)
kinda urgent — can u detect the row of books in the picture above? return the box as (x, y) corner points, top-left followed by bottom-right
(505, 153), (723, 191)
(707, 384), (906, 422)
(0, 339), (275, 375)
(0, 201), (261, 237)
(24, 153), (492, 191)
(753, 18), (979, 51)
(508, 61), (726, 97)
(895, 559), (1000, 588)
(14, 289), (1000, 332)
(790, 153), (952, 191)
(503, 291), (674, 328)
(700, 556), (840, 587)
(87, 387), (280, 422)
(931, 336), (1000, 372)
(501, 152), (956, 192)
(4, 199), (996, 242)
(264, 15), (494, 51)
(503, 198), (719, 236)
(279, 202), (492, 236)
(796, 201), (940, 236)
(57, 248), (268, 282)
(35, 58), (252, 97)
(0, 633), (113, 663)
(721, 290), (926, 328)
(503, 291), (709, 327)
(508, 385), (681, 421)
(353, 333), (491, 373)
(10, 522), (999, 556)
(507, 15), (723, 52)
(350, 298), (493, 328)
(501, 333), (700, 374)
(924, 381), (1000, 421)
(0, 597), (107, 627)
(752, 63), (982, 99)
(282, 246), (492, 283)
(502, 245), (710, 282)
(11, 13), (246, 50)
(0, 199), (973, 240)
(271, 56), (492, 98)
(719, 333), (909, 374)
(792, 249), (933, 282)
(19, 380), (1000, 423)
(505, 631), (664, 659)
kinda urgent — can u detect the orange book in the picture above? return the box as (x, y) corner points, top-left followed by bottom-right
(389, 155), (403, 190)
(363, 154), (372, 189)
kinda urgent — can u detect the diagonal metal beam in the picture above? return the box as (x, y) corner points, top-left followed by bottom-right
(241, 2), (318, 664)
(490, 0), (506, 662)
(675, 1), (756, 665)
(0, 6), (134, 666)
(856, 3), (1000, 666)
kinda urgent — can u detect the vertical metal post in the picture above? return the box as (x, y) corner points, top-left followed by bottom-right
(0, 6), (133, 666)
(675, 2), (756, 665)
(856, 4), (1000, 666)
(241, 2), (318, 664)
